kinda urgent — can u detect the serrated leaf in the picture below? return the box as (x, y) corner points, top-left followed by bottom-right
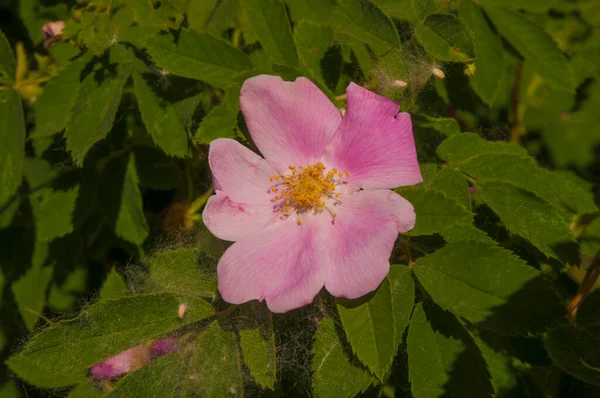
(427, 167), (470, 210)
(6, 292), (214, 388)
(477, 180), (575, 262)
(412, 0), (445, 22)
(115, 154), (149, 246)
(582, 218), (600, 257)
(0, 28), (16, 83)
(415, 114), (461, 137)
(460, 0), (506, 106)
(389, 265), (415, 350)
(188, 0), (240, 35)
(132, 70), (190, 158)
(483, 5), (574, 90)
(148, 248), (218, 299)
(32, 186), (80, 242)
(188, 322), (244, 397)
(241, 0), (298, 67)
(0, 89), (25, 206)
(195, 91), (239, 145)
(312, 318), (376, 398)
(415, 14), (475, 63)
(99, 268), (127, 301)
(286, 0), (336, 24)
(407, 303), (493, 398)
(65, 51), (133, 165)
(332, 0), (400, 53)
(545, 325), (600, 386)
(475, 338), (519, 395)
(398, 188), (472, 236)
(479, 0), (561, 13)
(127, 0), (182, 28)
(144, 30), (254, 88)
(294, 21), (342, 91)
(413, 241), (566, 334)
(437, 133), (597, 218)
(337, 277), (396, 380)
(437, 132), (527, 161)
(239, 307), (277, 389)
(33, 53), (93, 138)
(12, 241), (52, 331)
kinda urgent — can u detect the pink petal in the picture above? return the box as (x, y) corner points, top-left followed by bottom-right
(322, 83), (422, 190)
(202, 190), (275, 242)
(323, 190), (415, 298)
(240, 75), (342, 172)
(217, 216), (328, 313)
(208, 138), (277, 204)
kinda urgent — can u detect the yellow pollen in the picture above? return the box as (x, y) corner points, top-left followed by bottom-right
(269, 162), (349, 218)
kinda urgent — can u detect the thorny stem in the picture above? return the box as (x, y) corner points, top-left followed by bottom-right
(567, 250), (600, 321)
(509, 61), (525, 145)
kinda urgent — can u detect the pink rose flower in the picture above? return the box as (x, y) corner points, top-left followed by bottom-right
(203, 75), (422, 313)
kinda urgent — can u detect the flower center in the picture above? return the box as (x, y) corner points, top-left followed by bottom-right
(269, 162), (348, 225)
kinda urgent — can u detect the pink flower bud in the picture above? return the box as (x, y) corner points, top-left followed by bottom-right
(42, 21), (65, 40)
(89, 344), (151, 379)
(150, 337), (178, 359)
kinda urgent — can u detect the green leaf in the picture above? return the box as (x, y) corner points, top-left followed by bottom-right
(32, 186), (80, 242)
(475, 338), (520, 395)
(412, 0), (445, 22)
(187, 322), (244, 397)
(437, 132), (527, 162)
(294, 21), (342, 91)
(12, 241), (52, 331)
(115, 154), (149, 246)
(480, 0), (561, 13)
(437, 133), (597, 218)
(6, 292), (214, 388)
(312, 318), (376, 398)
(144, 30), (254, 87)
(67, 382), (103, 398)
(582, 218), (600, 257)
(99, 268), (127, 301)
(407, 303), (493, 398)
(241, 0), (298, 67)
(415, 114), (461, 137)
(239, 306), (277, 389)
(33, 53), (93, 138)
(0, 89), (25, 206)
(483, 5), (574, 90)
(337, 277), (396, 380)
(0, 28), (16, 83)
(187, 0), (240, 35)
(415, 14), (475, 63)
(194, 91), (239, 145)
(132, 70), (190, 158)
(332, 0), (400, 53)
(107, 354), (185, 397)
(65, 51), (133, 166)
(427, 167), (470, 210)
(460, 1), (506, 106)
(413, 240), (566, 334)
(477, 180), (575, 262)
(398, 188), (472, 236)
(148, 248), (218, 299)
(545, 325), (600, 386)
(127, 0), (183, 28)
(389, 265), (415, 350)
(286, 0), (336, 24)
